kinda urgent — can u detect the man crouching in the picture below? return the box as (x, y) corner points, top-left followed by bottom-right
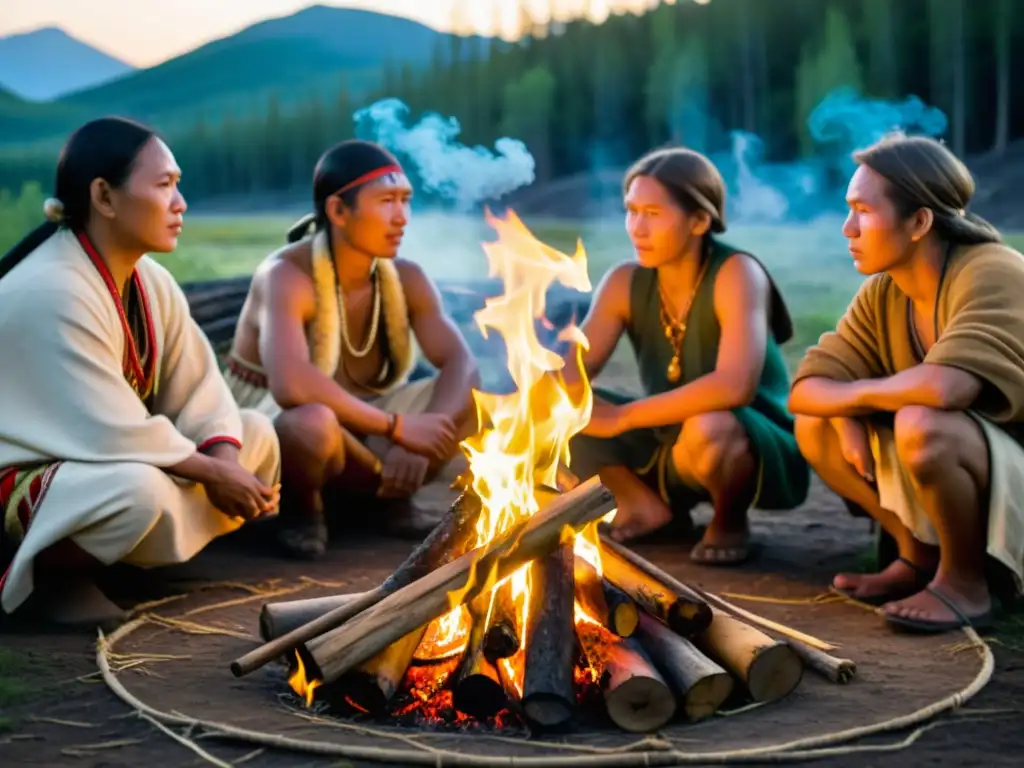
(226, 140), (480, 559)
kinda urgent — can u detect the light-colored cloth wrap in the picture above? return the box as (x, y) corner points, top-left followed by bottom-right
(0, 229), (281, 613)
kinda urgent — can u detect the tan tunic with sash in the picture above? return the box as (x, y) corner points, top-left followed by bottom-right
(794, 242), (1024, 592)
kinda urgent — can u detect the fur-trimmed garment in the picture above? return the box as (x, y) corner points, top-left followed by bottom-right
(794, 241), (1024, 592)
(225, 229), (419, 418)
(0, 229), (281, 614)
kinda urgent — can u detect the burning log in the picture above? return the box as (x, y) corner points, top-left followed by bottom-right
(578, 623), (676, 733)
(301, 475), (615, 686)
(634, 612), (733, 722)
(698, 611), (803, 703)
(231, 490), (482, 678)
(574, 556), (639, 637)
(597, 535), (711, 636)
(482, 582), (521, 662)
(521, 543), (576, 729)
(452, 591), (514, 720)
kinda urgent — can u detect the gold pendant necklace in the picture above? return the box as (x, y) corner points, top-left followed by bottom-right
(659, 256), (710, 384)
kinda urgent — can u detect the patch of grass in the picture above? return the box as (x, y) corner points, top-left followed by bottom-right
(0, 648), (32, 708)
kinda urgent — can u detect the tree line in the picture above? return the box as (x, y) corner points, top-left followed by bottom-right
(0, 0), (1018, 204)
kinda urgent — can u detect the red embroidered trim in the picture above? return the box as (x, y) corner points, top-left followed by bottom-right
(335, 164), (403, 196)
(74, 230), (157, 399)
(197, 436), (243, 453)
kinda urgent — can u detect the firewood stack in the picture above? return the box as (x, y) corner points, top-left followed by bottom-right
(231, 477), (848, 734)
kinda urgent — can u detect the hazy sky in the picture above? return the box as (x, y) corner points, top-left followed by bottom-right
(1, 0), (666, 68)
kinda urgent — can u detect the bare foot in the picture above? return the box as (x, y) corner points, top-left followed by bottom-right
(832, 557), (934, 603)
(690, 522), (751, 566)
(882, 578), (993, 632)
(608, 500), (673, 542)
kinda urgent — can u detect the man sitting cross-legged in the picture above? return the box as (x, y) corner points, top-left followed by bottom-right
(226, 140), (480, 559)
(790, 134), (1024, 634)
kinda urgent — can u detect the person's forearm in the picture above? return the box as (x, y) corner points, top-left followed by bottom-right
(167, 451), (223, 484)
(425, 357), (481, 424)
(204, 441), (240, 464)
(855, 364), (981, 412)
(790, 365), (981, 417)
(619, 372), (755, 431)
(788, 378), (875, 417)
(270, 362), (391, 436)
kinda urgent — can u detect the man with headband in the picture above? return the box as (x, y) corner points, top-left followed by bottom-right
(226, 139), (480, 559)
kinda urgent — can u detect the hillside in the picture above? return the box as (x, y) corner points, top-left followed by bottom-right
(0, 5), (481, 145)
(0, 26), (133, 101)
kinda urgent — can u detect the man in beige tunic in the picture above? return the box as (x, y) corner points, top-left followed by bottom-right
(225, 139), (480, 559)
(791, 134), (1024, 634)
(0, 117), (281, 628)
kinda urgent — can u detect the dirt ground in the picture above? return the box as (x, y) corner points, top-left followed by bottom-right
(0, 475), (1021, 767)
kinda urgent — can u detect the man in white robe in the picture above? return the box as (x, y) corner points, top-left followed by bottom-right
(0, 228), (282, 627)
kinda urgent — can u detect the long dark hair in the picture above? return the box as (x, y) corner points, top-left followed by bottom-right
(286, 139), (402, 243)
(0, 116), (157, 281)
(853, 133), (1002, 246)
(623, 147), (728, 234)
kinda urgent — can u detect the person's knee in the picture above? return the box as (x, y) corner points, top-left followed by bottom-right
(794, 414), (831, 468)
(894, 405), (959, 482)
(239, 409), (281, 483)
(274, 404), (343, 464)
(681, 411), (749, 484)
(115, 463), (173, 513)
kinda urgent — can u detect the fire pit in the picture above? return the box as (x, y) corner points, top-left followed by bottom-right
(229, 210), (844, 735)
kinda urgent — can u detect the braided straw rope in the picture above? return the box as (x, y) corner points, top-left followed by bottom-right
(95, 607), (995, 766)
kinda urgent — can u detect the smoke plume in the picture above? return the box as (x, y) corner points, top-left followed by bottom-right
(353, 98), (536, 212)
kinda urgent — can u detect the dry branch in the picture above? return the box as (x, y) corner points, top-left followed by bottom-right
(698, 611), (803, 703)
(634, 612), (733, 722)
(578, 624), (676, 733)
(597, 536), (711, 636)
(302, 476), (615, 685)
(230, 490), (482, 677)
(259, 593), (366, 642)
(574, 555), (639, 637)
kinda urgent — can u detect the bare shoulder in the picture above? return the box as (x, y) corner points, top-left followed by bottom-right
(392, 258), (442, 306)
(716, 251), (770, 293)
(256, 240), (317, 304)
(593, 261), (637, 311)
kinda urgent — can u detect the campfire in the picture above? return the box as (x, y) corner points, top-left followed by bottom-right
(230, 210), (833, 734)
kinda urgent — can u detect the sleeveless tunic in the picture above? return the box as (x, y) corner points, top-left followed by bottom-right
(569, 239), (809, 511)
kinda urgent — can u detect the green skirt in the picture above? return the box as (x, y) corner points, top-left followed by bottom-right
(568, 388), (809, 512)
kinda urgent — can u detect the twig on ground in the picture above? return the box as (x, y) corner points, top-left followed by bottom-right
(138, 712), (233, 768)
(28, 716), (97, 728)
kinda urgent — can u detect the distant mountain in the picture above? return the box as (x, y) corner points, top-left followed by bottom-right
(0, 26), (134, 101)
(0, 5), (481, 146)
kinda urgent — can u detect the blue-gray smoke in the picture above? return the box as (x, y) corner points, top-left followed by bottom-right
(713, 87), (949, 225)
(352, 86), (948, 227)
(353, 98), (535, 212)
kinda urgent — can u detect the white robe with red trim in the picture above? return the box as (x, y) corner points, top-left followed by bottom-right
(0, 229), (281, 613)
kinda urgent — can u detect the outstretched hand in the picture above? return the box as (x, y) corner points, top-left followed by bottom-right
(582, 400), (628, 438)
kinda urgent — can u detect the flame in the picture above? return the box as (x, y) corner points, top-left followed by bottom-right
(288, 651), (319, 707)
(440, 208), (594, 627)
